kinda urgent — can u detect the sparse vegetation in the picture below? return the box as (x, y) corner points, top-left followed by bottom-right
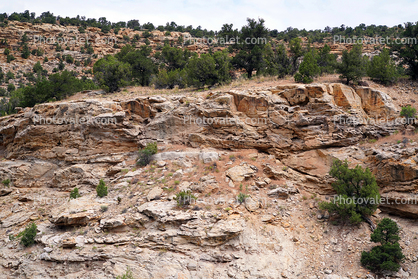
(20, 222), (37, 247)
(69, 187), (81, 199)
(96, 179), (108, 197)
(237, 192), (249, 204)
(175, 190), (196, 207)
(400, 105), (416, 122)
(137, 142), (158, 167)
(2, 178), (10, 187)
(116, 266), (135, 279)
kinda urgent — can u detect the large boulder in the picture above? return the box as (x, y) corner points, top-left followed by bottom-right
(355, 87), (398, 118)
(225, 163), (257, 182)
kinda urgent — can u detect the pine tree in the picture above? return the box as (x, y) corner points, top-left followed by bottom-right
(392, 22), (418, 80)
(231, 18), (269, 78)
(316, 44), (337, 74)
(319, 159), (380, 225)
(294, 51), (320, 83)
(367, 48), (398, 85)
(361, 218), (404, 272)
(289, 37), (304, 74)
(336, 44), (367, 84)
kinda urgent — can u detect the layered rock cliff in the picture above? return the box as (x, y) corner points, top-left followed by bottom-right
(0, 83), (417, 278)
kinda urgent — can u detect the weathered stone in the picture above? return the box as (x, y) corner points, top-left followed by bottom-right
(147, 187), (163, 201)
(226, 164), (257, 182)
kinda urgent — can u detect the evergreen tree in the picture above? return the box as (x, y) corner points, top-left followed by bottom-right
(289, 37), (304, 74)
(319, 159), (380, 225)
(260, 43), (291, 78)
(115, 45), (157, 86)
(361, 218), (404, 272)
(367, 48), (398, 85)
(392, 22), (418, 80)
(316, 44), (337, 74)
(231, 18), (269, 78)
(186, 53), (217, 87)
(336, 44), (367, 84)
(294, 51), (320, 83)
(21, 44), (30, 59)
(93, 55), (132, 92)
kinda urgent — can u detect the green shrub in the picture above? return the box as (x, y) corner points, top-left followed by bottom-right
(152, 68), (187, 89)
(137, 142), (158, 166)
(6, 71), (14, 80)
(175, 190), (196, 207)
(96, 179), (108, 197)
(33, 61), (43, 73)
(20, 222), (37, 247)
(93, 55), (132, 92)
(319, 159), (380, 225)
(100, 205), (108, 212)
(65, 55), (74, 64)
(2, 178), (10, 187)
(70, 187), (81, 199)
(4, 48), (9, 55)
(237, 192), (249, 204)
(367, 49), (398, 85)
(400, 105), (416, 122)
(361, 218), (404, 272)
(294, 51), (320, 84)
(6, 54), (15, 63)
(116, 266), (134, 279)
(7, 84), (15, 93)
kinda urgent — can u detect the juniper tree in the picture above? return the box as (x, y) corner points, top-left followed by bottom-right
(319, 159), (380, 226)
(361, 218), (404, 272)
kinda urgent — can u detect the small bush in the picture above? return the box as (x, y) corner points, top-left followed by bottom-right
(20, 222), (37, 247)
(7, 84), (15, 93)
(175, 190), (196, 207)
(6, 54), (15, 63)
(96, 179), (108, 197)
(66, 55), (74, 64)
(237, 193), (249, 204)
(137, 142), (158, 166)
(70, 187), (81, 199)
(2, 179), (10, 187)
(100, 205), (108, 212)
(400, 105), (416, 122)
(116, 266), (134, 279)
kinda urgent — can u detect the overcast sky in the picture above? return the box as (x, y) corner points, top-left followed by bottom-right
(1, 0), (417, 32)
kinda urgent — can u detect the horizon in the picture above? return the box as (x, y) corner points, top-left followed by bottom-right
(1, 0), (417, 32)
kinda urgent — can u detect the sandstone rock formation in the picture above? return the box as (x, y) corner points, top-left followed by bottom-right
(1, 82), (418, 278)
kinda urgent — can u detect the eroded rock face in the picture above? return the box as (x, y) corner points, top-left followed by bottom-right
(2, 83), (418, 278)
(355, 87), (398, 118)
(0, 83), (400, 163)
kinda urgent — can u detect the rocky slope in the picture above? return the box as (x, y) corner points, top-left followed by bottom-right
(0, 20), (391, 92)
(0, 82), (418, 278)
